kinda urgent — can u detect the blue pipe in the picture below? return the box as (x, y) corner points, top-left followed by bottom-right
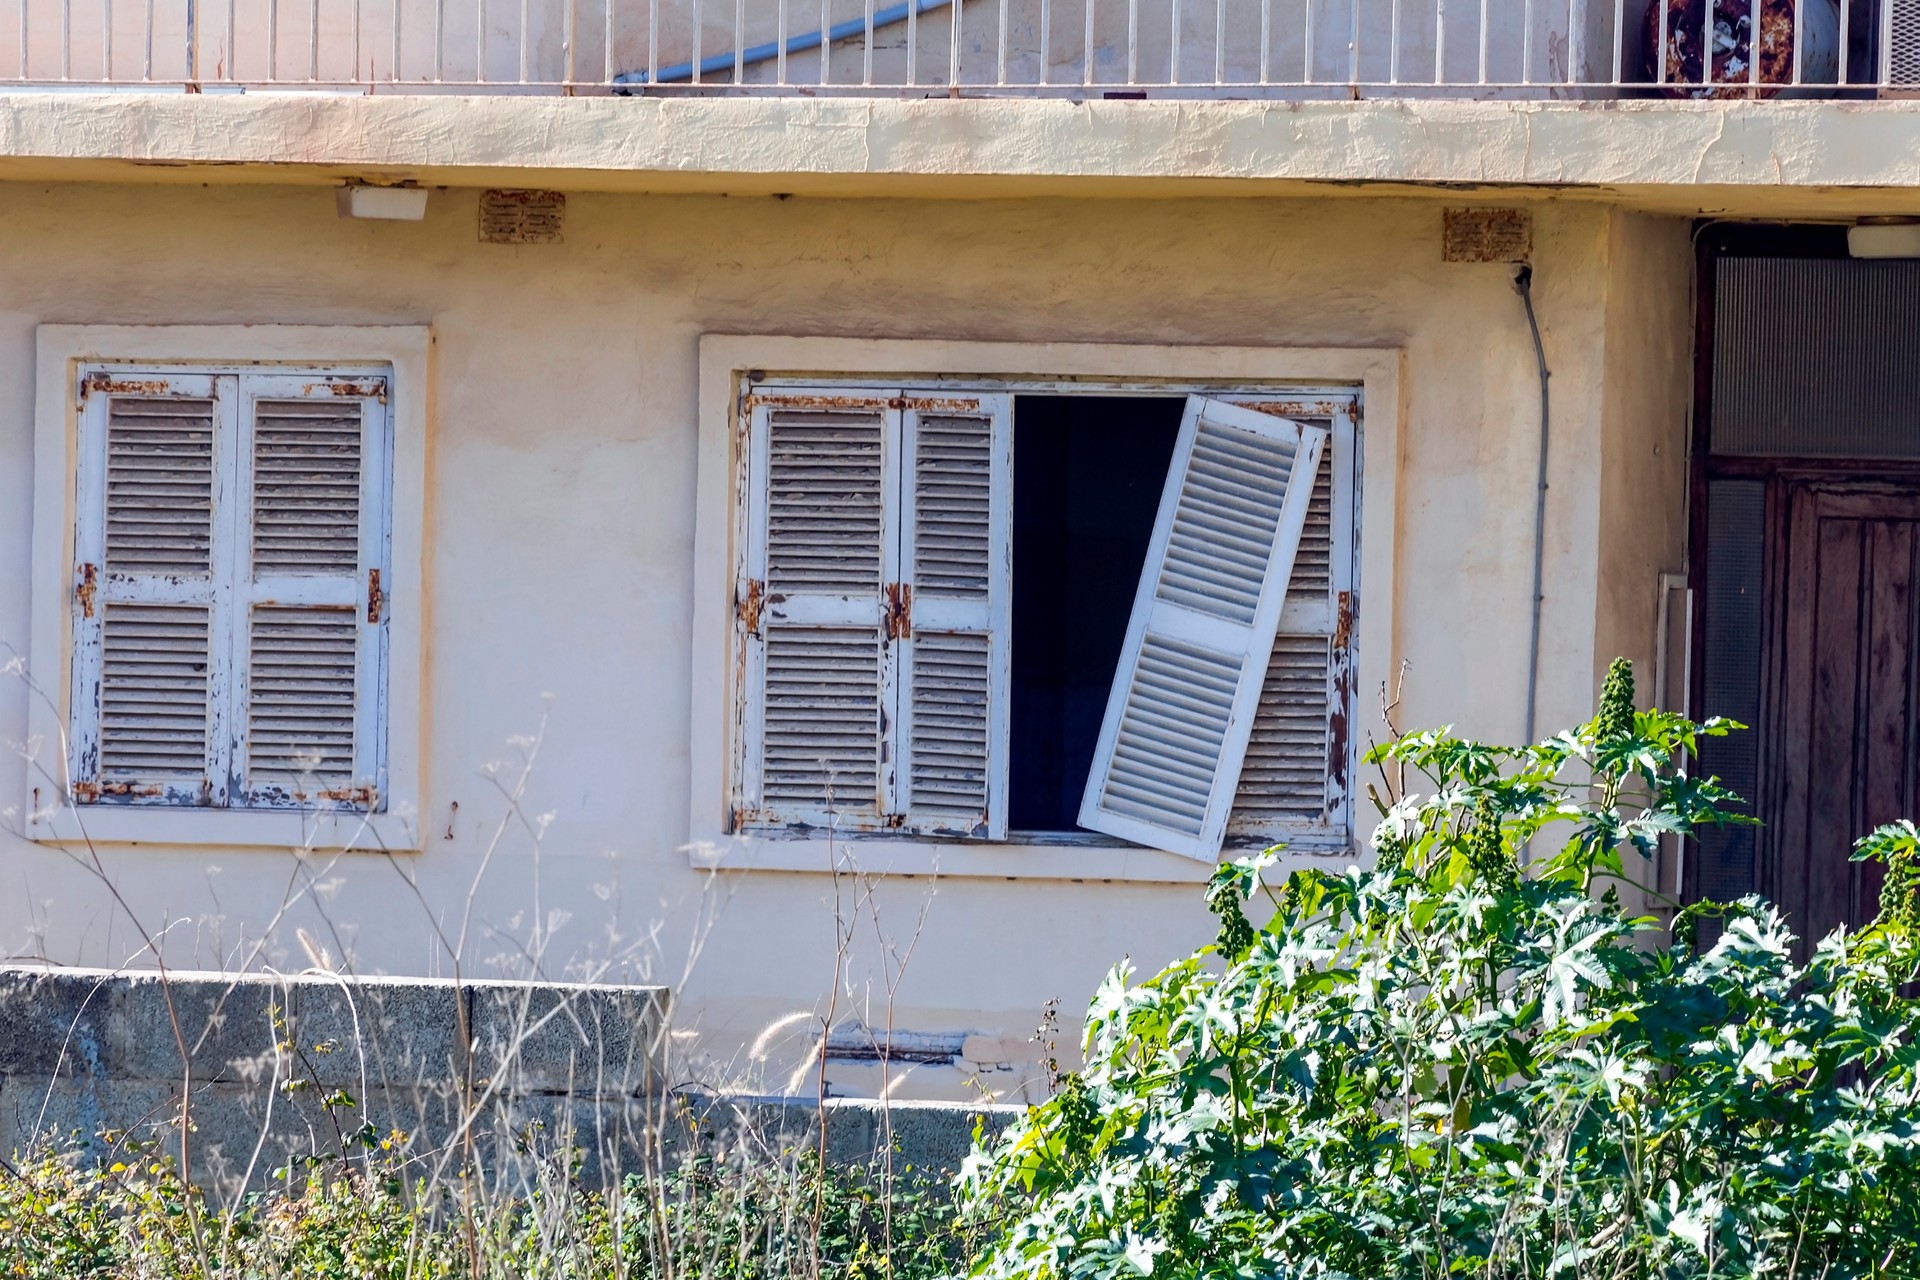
(615, 0), (957, 85)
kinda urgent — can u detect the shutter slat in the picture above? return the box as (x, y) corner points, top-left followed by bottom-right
(104, 398), (215, 575)
(760, 626), (883, 816)
(251, 400), (363, 576)
(907, 632), (990, 827)
(245, 606), (360, 792)
(765, 410), (886, 595)
(1231, 635), (1335, 825)
(1082, 398), (1326, 860)
(912, 415), (994, 599)
(98, 603), (210, 782)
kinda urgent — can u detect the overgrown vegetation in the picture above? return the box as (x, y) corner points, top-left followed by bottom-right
(960, 661), (1920, 1279)
(0, 1132), (981, 1280)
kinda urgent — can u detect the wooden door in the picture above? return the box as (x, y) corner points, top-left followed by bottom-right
(1763, 481), (1920, 953)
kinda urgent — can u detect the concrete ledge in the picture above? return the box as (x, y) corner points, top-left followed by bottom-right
(2, 94), (1920, 209)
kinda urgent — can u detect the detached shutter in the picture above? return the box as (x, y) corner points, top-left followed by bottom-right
(232, 376), (390, 810)
(1079, 397), (1327, 861)
(71, 374), (234, 805)
(740, 394), (897, 829)
(895, 399), (1012, 838)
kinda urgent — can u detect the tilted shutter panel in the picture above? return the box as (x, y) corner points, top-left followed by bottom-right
(1227, 404), (1359, 844)
(71, 373), (234, 805)
(234, 375), (391, 810)
(1080, 397), (1327, 861)
(896, 399), (1012, 838)
(739, 395), (898, 829)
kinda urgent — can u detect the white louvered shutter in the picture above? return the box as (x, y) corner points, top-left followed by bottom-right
(1228, 401), (1358, 845)
(71, 374), (235, 805)
(1079, 397), (1327, 861)
(895, 399), (1012, 838)
(232, 375), (391, 809)
(740, 394), (898, 829)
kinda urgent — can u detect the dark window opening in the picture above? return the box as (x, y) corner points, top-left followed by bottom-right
(1008, 395), (1182, 833)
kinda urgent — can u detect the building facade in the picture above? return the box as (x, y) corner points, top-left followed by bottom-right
(1, 1), (1916, 1096)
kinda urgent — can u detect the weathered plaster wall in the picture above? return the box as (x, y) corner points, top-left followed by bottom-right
(0, 183), (1670, 1097)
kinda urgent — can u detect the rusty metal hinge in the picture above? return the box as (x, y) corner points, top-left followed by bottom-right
(1333, 590), (1354, 649)
(366, 568), (384, 624)
(76, 563), (98, 619)
(884, 583), (913, 640)
(738, 579), (765, 638)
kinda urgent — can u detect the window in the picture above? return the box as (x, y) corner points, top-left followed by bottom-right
(728, 382), (1358, 862)
(67, 366), (392, 812)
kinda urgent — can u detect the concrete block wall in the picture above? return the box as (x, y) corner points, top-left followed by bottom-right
(0, 966), (1019, 1195)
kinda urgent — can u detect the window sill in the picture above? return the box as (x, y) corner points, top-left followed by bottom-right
(687, 833), (1357, 883)
(27, 805), (423, 852)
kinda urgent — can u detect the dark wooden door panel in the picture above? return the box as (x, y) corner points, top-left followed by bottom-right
(1765, 482), (1915, 954)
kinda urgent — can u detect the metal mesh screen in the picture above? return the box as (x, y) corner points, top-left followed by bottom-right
(1713, 258), (1920, 457)
(1692, 480), (1765, 916)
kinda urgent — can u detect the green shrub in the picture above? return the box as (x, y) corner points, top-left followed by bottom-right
(960, 661), (1920, 1279)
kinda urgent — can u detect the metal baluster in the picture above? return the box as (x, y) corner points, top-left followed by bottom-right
(648, 0), (657, 83)
(1566, 0), (1577, 82)
(1126, 0), (1134, 80)
(1347, 0), (1357, 88)
(1215, 0), (1224, 85)
(1749, 0), (1758, 86)
(1523, 0), (1533, 82)
(141, 0), (150, 77)
(1387, 0), (1398, 83)
(64, 0), (73, 79)
(1433, 0), (1444, 82)
(776, 0), (786, 81)
(309, 0), (318, 78)
(996, 0), (1005, 82)
(351, 0), (361, 79)
(1611, 0), (1622, 81)
(606, 0), (614, 86)
(433, 0), (442, 79)
(1170, 0), (1179, 81)
(390, 0), (398, 82)
(1301, 0), (1310, 80)
(1477, 0), (1487, 82)
(860, 0), (869, 82)
(1082, 0), (1091, 83)
(691, 0), (702, 82)
(102, 0), (110, 77)
(953, 0), (963, 86)
(1654, 0), (1666, 83)
(1839, 0), (1850, 83)
(904, 0), (913, 83)
(519, 0), (527, 80)
(820, 0), (829, 83)
(1792, 0), (1802, 81)
(1038, 0), (1047, 81)
(1260, 0), (1269, 82)
(18, 0), (27, 79)
(268, 0), (277, 78)
(565, 0), (575, 83)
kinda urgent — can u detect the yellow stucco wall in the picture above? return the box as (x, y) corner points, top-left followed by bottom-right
(0, 181), (1689, 1096)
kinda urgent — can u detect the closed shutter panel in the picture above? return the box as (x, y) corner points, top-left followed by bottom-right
(740, 395), (897, 829)
(897, 399), (1012, 838)
(1227, 405), (1358, 845)
(234, 376), (390, 810)
(1080, 397), (1327, 861)
(71, 374), (232, 806)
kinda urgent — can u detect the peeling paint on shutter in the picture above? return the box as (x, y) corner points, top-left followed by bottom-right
(246, 606), (359, 796)
(236, 377), (389, 811)
(741, 396), (896, 828)
(1286, 448), (1334, 605)
(898, 401), (1011, 838)
(97, 603), (212, 788)
(760, 628), (884, 815)
(1081, 397), (1326, 861)
(72, 374), (229, 806)
(103, 397), (216, 575)
(250, 400), (363, 575)
(1230, 635), (1334, 825)
(766, 410), (886, 593)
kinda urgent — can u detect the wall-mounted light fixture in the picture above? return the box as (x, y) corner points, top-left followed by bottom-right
(1848, 218), (1920, 258)
(336, 183), (429, 221)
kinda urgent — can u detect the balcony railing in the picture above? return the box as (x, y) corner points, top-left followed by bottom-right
(0, 0), (1908, 96)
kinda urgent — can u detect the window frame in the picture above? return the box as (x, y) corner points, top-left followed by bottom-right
(690, 337), (1402, 884)
(26, 326), (429, 852)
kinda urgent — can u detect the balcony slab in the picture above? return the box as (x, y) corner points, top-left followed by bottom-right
(1, 92), (1920, 210)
